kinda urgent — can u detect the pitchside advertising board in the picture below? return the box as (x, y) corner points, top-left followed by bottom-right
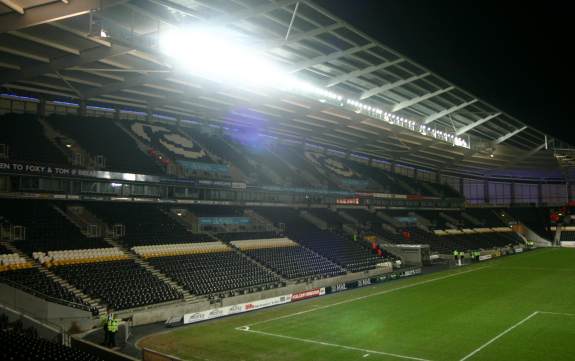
(183, 268), (423, 325)
(326, 268), (422, 293)
(183, 294), (292, 324)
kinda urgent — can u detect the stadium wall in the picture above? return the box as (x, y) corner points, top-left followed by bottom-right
(116, 266), (393, 327)
(0, 282), (94, 332)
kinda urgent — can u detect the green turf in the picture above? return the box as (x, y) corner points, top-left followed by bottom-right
(139, 248), (575, 361)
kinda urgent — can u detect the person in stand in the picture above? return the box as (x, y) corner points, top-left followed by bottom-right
(100, 308), (111, 346)
(106, 313), (119, 348)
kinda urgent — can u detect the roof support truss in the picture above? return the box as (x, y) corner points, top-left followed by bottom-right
(289, 44), (376, 73)
(0, 44), (132, 85)
(0, 0), (126, 34)
(324, 58), (404, 87)
(423, 99), (478, 124)
(391, 86), (454, 112)
(455, 112), (501, 136)
(494, 126), (527, 145)
(360, 73), (430, 100)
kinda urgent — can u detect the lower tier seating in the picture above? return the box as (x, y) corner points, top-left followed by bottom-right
(0, 329), (104, 361)
(50, 260), (182, 310)
(148, 251), (280, 296)
(292, 231), (388, 273)
(0, 267), (90, 310)
(245, 246), (345, 280)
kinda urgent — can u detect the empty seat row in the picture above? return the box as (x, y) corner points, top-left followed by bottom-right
(148, 251), (280, 296)
(50, 259), (182, 310)
(32, 248), (127, 266)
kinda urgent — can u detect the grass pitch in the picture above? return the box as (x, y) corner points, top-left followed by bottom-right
(139, 248), (575, 361)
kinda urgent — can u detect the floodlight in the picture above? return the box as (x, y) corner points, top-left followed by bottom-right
(160, 27), (290, 88)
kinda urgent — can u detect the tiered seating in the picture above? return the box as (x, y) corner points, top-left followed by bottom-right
(256, 207), (390, 272)
(346, 162), (406, 194)
(0, 199), (109, 254)
(217, 231), (279, 242)
(507, 207), (552, 238)
(0, 267), (89, 309)
(88, 202), (204, 246)
(51, 259), (182, 310)
(186, 131), (259, 181)
(0, 253), (32, 272)
(33, 248), (127, 266)
(148, 249), (280, 296)
(274, 145), (337, 188)
(244, 245), (345, 280)
(132, 242), (229, 259)
(307, 208), (349, 228)
(0, 329), (104, 361)
(231, 237), (296, 250)
(130, 122), (230, 179)
(0, 113), (69, 165)
(292, 231), (390, 272)
(560, 231), (575, 241)
(467, 208), (505, 226)
(46, 115), (163, 174)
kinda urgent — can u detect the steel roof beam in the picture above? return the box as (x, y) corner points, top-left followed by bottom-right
(289, 43), (376, 73)
(324, 59), (404, 87)
(493, 126), (527, 145)
(455, 113), (501, 136)
(423, 99), (478, 125)
(0, 0), (127, 34)
(391, 86), (454, 112)
(360, 73), (430, 100)
(1, 0), (24, 15)
(0, 44), (132, 85)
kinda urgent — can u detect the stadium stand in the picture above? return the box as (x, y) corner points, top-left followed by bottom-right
(87, 202), (204, 247)
(0, 267), (90, 309)
(50, 259), (182, 310)
(242, 244), (345, 280)
(0, 321), (103, 361)
(0, 113), (69, 165)
(0, 199), (109, 254)
(147, 245), (281, 297)
(46, 115), (163, 175)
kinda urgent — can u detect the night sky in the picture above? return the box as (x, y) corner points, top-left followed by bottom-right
(314, 0), (572, 144)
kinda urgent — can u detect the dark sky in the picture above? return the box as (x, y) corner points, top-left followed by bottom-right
(314, 0), (572, 143)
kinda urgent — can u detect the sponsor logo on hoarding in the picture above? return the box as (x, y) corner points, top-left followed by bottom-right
(291, 288), (326, 301)
(357, 278), (371, 288)
(479, 254), (492, 261)
(334, 283), (347, 292)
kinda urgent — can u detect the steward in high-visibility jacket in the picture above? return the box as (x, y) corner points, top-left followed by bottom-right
(106, 317), (119, 348)
(100, 314), (109, 346)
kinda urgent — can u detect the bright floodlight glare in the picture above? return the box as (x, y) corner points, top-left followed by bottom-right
(160, 27), (290, 88)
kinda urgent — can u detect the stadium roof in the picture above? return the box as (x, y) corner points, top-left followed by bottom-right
(0, 0), (572, 180)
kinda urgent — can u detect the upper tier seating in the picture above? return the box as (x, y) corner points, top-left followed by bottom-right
(51, 259), (182, 310)
(185, 131), (259, 181)
(47, 115), (163, 174)
(0, 267), (90, 309)
(148, 250), (280, 296)
(0, 113), (69, 165)
(88, 202), (204, 246)
(0, 199), (109, 254)
(1, 329), (104, 361)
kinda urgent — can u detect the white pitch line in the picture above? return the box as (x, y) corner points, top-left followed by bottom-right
(537, 311), (575, 317)
(246, 266), (489, 328)
(237, 327), (434, 361)
(458, 311), (539, 361)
